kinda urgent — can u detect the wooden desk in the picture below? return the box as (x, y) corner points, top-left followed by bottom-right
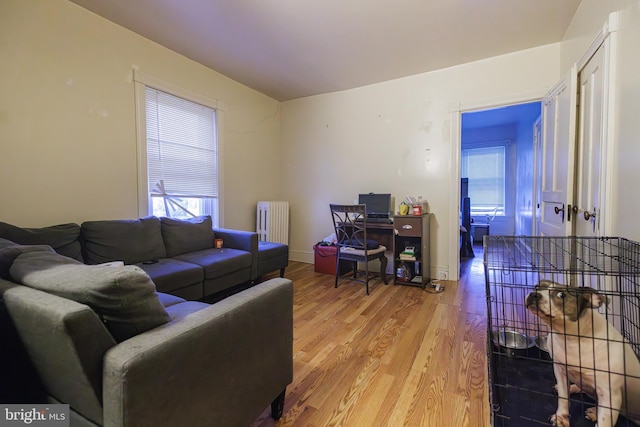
(359, 221), (395, 252)
(343, 216), (431, 287)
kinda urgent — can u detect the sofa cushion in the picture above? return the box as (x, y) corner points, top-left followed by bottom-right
(164, 300), (210, 321)
(0, 239), (54, 279)
(135, 258), (204, 295)
(0, 238), (16, 249)
(9, 251), (170, 342)
(0, 221), (83, 261)
(258, 241), (289, 261)
(81, 217), (167, 265)
(174, 248), (252, 280)
(161, 216), (215, 257)
(257, 241), (289, 277)
(157, 292), (187, 308)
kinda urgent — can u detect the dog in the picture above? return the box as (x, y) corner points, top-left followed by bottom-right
(525, 280), (640, 427)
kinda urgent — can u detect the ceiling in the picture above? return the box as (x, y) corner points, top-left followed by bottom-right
(69, 0), (582, 101)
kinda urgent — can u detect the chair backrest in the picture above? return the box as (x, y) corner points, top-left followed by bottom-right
(329, 204), (371, 252)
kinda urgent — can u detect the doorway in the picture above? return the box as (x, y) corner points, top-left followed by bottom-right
(459, 102), (542, 262)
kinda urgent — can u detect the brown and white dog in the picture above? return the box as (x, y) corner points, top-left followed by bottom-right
(525, 280), (640, 427)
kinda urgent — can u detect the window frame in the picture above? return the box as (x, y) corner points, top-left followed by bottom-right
(133, 70), (225, 226)
(461, 139), (514, 218)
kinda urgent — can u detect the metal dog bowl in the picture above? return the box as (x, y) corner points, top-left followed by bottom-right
(491, 329), (533, 358)
(534, 335), (549, 352)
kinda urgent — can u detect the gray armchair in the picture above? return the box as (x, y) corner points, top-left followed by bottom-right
(1, 277), (293, 427)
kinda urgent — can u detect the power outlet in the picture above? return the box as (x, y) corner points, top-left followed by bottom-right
(436, 269), (448, 281)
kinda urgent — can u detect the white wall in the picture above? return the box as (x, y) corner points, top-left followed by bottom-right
(0, 0), (281, 231)
(281, 45), (561, 279)
(560, 0), (640, 241)
(560, 0), (627, 72)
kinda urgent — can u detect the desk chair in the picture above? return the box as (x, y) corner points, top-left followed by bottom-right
(329, 204), (388, 295)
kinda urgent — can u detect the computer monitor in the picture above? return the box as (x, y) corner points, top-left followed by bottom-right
(358, 193), (392, 219)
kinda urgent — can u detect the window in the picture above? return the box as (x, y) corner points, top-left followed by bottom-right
(134, 71), (222, 226)
(461, 146), (505, 217)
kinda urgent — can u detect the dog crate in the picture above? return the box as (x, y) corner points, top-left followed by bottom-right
(484, 236), (640, 427)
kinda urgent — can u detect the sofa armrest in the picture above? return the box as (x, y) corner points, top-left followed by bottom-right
(102, 277), (293, 427)
(212, 228), (257, 252)
(213, 228), (259, 278)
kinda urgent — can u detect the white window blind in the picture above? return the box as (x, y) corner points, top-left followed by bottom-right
(145, 87), (218, 199)
(461, 146), (505, 216)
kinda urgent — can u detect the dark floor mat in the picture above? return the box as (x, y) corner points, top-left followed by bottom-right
(489, 348), (638, 427)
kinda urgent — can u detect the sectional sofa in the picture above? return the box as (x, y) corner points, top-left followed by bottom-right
(0, 215), (288, 301)
(0, 216), (293, 425)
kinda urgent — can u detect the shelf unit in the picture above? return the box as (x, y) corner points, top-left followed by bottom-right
(393, 214), (431, 289)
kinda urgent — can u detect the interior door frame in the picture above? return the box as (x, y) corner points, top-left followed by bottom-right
(448, 90), (547, 281)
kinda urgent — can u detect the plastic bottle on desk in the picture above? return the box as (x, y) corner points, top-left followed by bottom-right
(413, 197), (423, 215)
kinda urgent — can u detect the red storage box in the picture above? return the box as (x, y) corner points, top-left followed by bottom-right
(313, 245), (352, 275)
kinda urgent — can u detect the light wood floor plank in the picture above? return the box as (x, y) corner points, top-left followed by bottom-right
(252, 251), (490, 427)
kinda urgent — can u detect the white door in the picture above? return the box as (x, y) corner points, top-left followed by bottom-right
(537, 67), (578, 237)
(575, 44), (606, 237)
(532, 116), (542, 237)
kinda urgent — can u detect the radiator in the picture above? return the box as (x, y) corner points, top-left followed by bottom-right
(256, 201), (289, 244)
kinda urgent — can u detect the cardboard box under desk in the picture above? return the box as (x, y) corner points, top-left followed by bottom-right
(313, 245), (353, 275)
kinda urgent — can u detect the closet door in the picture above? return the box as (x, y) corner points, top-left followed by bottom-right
(534, 12), (619, 239)
(537, 67), (578, 237)
(575, 44), (606, 237)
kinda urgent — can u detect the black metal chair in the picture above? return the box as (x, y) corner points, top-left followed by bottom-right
(329, 204), (388, 295)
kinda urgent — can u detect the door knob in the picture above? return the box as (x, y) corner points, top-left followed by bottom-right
(584, 209), (596, 221)
(554, 204), (565, 223)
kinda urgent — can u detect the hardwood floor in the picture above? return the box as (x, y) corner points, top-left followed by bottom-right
(253, 246), (490, 427)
